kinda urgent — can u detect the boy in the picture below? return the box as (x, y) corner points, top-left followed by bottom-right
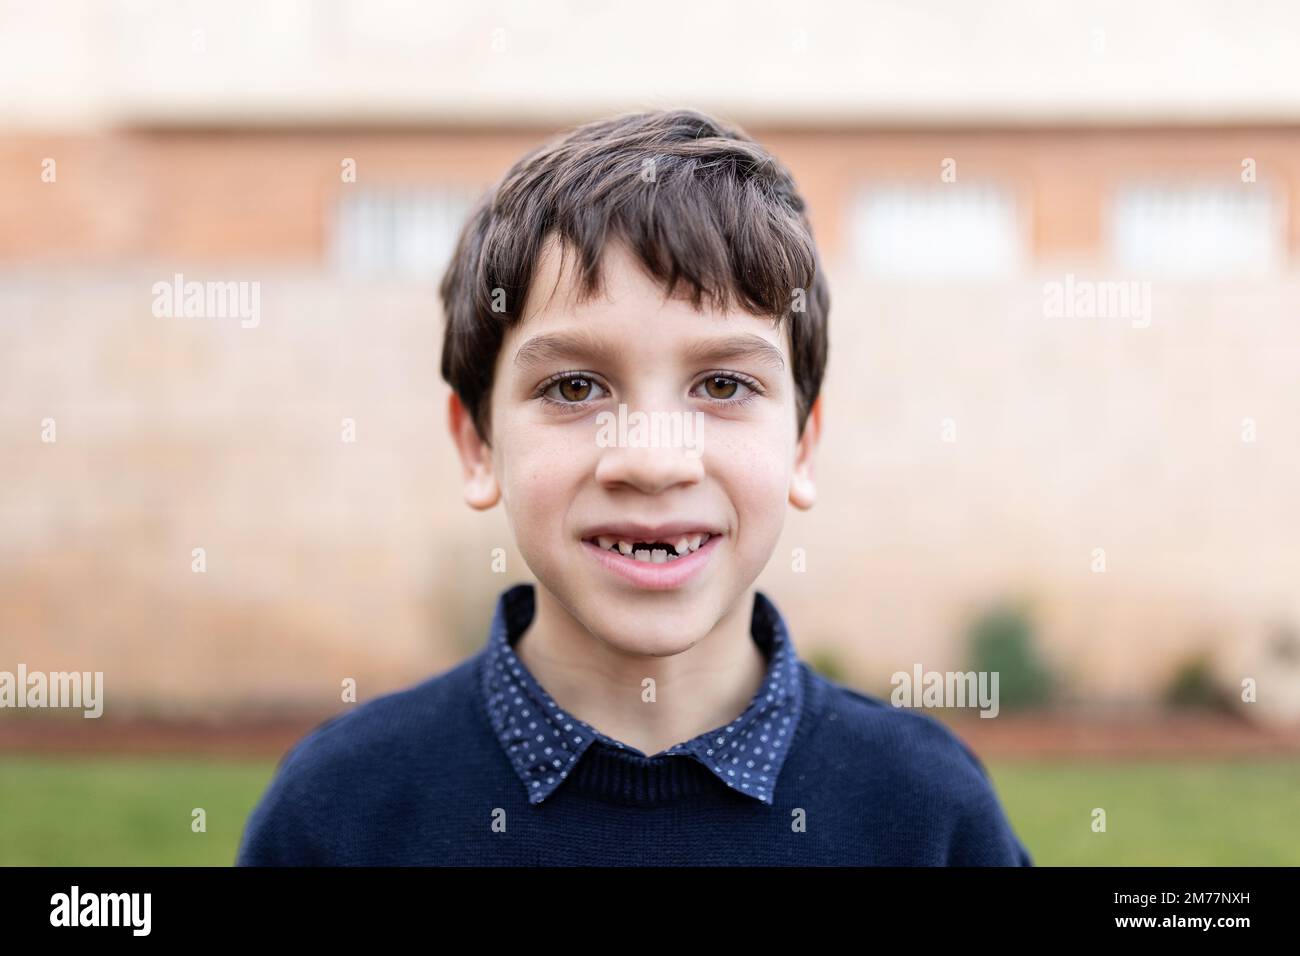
(237, 109), (1033, 866)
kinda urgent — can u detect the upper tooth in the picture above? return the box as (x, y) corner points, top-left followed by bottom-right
(603, 534), (711, 557)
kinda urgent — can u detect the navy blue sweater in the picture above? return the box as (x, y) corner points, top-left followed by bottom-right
(237, 585), (1033, 866)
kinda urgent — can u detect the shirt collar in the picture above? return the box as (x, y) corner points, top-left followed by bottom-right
(479, 582), (804, 806)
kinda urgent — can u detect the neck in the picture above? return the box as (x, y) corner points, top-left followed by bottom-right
(513, 586), (768, 757)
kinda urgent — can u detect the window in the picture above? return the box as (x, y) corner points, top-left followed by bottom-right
(1108, 183), (1285, 277)
(848, 183), (1025, 278)
(330, 185), (479, 280)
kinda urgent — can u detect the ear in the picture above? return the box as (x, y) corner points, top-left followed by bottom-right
(788, 394), (821, 510)
(448, 391), (500, 510)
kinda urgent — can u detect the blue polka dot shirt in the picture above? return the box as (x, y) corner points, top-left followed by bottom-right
(481, 583), (804, 806)
(238, 581), (1035, 864)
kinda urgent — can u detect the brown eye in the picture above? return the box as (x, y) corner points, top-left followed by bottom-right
(702, 376), (738, 400)
(556, 376), (592, 401)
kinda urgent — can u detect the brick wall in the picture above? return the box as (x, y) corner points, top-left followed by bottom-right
(2, 125), (1298, 717)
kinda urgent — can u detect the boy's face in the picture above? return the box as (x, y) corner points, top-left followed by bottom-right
(451, 234), (820, 655)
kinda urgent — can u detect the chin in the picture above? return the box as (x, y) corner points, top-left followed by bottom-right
(573, 600), (713, 657)
(534, 556), (741, 654)
(595, 627), (704, 659)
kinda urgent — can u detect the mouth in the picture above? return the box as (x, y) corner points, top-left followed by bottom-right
(579, 528), (723, 590)
(582, 532), (716, 563)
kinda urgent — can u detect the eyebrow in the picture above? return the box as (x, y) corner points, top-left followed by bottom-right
(512, 331), (786, 373)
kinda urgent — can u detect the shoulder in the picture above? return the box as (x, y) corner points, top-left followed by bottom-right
(801, 668), (1033, 865)
(811, 673), (991, 795)
(288, 654), (481, 765)
(235, 654), (483, 866)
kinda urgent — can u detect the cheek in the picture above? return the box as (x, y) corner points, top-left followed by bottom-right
(706, 424), (793, 524)
(497, 422), (590, 521)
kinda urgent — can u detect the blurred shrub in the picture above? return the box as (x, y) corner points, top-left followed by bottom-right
(964, 602), (1055, 710)
(806, 647), (848, 683)
(1164, 651), (1236, 714)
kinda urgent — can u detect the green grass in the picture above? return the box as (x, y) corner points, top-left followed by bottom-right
(986, 760), (1300, 865)
(2, 755), (1297, 865)
(0, 756), (275, 866)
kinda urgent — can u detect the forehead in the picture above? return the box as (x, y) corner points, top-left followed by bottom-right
(509, 234), (790, 367)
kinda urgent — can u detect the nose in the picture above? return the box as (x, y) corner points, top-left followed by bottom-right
(593, 422), (705, 494)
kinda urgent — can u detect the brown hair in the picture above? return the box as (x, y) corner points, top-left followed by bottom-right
(439, 108), (830, 445)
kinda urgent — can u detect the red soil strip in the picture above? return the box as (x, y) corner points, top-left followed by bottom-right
(0, 717), (325, 758)
(943, 713), (1300, 759)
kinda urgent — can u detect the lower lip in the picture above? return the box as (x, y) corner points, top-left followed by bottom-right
(581, 534), (722, 591)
